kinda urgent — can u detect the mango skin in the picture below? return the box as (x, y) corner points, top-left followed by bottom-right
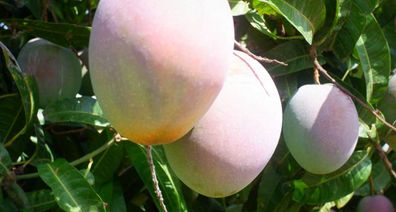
(17, 38), (82, 108)
(283, 84), (359, 175)
(357, 195), (394, 212)
(164, 51), (282, 198)
(89, 0), (234, 145)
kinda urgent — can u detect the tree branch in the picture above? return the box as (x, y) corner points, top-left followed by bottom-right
(145, 145), (167, 212)
(234, 41), (288, 66)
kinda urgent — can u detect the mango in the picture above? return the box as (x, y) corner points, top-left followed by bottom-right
(17, 38), (82, 108)
(89, 0), (234, 145)
(164, 51), (282, 198)
(357, 195), (394, 212)
(283, 84), (359, 174)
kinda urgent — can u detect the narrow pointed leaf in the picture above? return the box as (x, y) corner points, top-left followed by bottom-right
(0, 143), (12, 181)
(43, 97), (109, 127)
(292, 151), (371, 204)
(0, 94), (25, 145)
(37, 159), (105, 211)
(265, 0), (326, 44)
(25, 189), (57, 212)
(125, 142), (187, 212)
(355, 14), (391, 104)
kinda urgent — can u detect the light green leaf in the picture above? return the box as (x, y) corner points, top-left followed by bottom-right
(37, 159), (105, 212)
(265, 0), (327, 44)
(355, 159), (392, 196)
(125, 143), (187, 212)
(229, 0), (250, 16)
(355, 14), (391, 104)
(43, 97), (109, 127)
(292, 151), (371, 204)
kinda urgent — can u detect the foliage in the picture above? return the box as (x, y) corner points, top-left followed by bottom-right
(0, 0), (395, 211)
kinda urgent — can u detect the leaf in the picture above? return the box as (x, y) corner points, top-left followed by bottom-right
(383, 21), (396, 70)
(245, 11), (304, 40)
(354, 14), (391, 104)
(37, 159), (105, 211)
(0, 41), (38, 146)
(43, 97), (110, 127)
(355, 159), (392, 196)
(354, 0), (379, 14)
(265, 0), (327, 44)
(0, 142), (12, 181)
(125, 142), (188, 212)
(0, 94), (24, 145)
(229, 0), (250, 16)
(25, 189), (57, 212)
(332, 2), (367, 60)
(0, 19), (90, 48)
(292, 151), (371, 204)
(264, 40), (325, 76)
(96, 181), (127, 212)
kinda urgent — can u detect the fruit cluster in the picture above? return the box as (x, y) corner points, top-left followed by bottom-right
(15, 1), (395, 209)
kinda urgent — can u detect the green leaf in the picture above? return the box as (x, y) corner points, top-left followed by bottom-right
(355, 14), (391, 104)
(0, 19), (90, 48)
(0, 94), (24, 145)
(229, 0), (250, 16)
(0, 41), (38, 146)
(292, 151), (371, 204)
(355, 159), (392, 196)
(96, 181), (127, 212)
(245, 11), (304, 40)
(43, 97), (110, 127)
(354, 0), (378, 14)
(332, 2), (367, 60)
(125, 142), (188, 212)
(264, 40), (325, 76)
(37, 159), (105, 211)
(0, 142), (12, 181)
(383, 21), (396, 70)
(265, 0), (327, 44)
(25, 189), (57, 212)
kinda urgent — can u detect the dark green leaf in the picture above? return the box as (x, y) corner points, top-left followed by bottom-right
(383, 21), (396, 70)
(0, 142), (12, 181)
(0, 94), (24, 145)
(355, 160), (392, 196)
(125, 142), (188, 212)
(354, 0), (379, 14)
(332, 2), (367, 60)
(355, 14), (391, 104)
(92, 141), (124, 185)
(96, 181), (127, 212)
(266, 0), (327, 44)
(25, 189), (57, 212)
(264, 40), (325, 76)
(292, 151), (371, 204)
(37, 159), (105, 211)
(43, 97), (109, 127)
(0, 19), (90, 49)
(0, 41), (38, 145)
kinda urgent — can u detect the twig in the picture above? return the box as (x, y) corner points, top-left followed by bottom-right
(374, 142), (396, 179)
(145, 145), (167, 212)
(310, 45), (396, 133)
(369, 175), (375, 195)
(310, 46), (321, 84)
(234, 41), (288, 66)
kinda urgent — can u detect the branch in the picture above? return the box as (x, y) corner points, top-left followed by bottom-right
(374, 142), (396, 179)
(234, 41), (288, 66)
(146, 145), (167, 212)
(310, 46), (396, 133)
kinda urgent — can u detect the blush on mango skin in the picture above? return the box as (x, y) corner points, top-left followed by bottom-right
(164, 51), (283, 198)
(283, 84), (359, 175)
(88, 0), (234, 145)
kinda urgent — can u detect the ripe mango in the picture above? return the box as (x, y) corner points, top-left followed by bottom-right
(89, 0), (234, 144)
(283, 84), (359, 174)
(164, 51), (282, 197)
(17, 38), (82, 108)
